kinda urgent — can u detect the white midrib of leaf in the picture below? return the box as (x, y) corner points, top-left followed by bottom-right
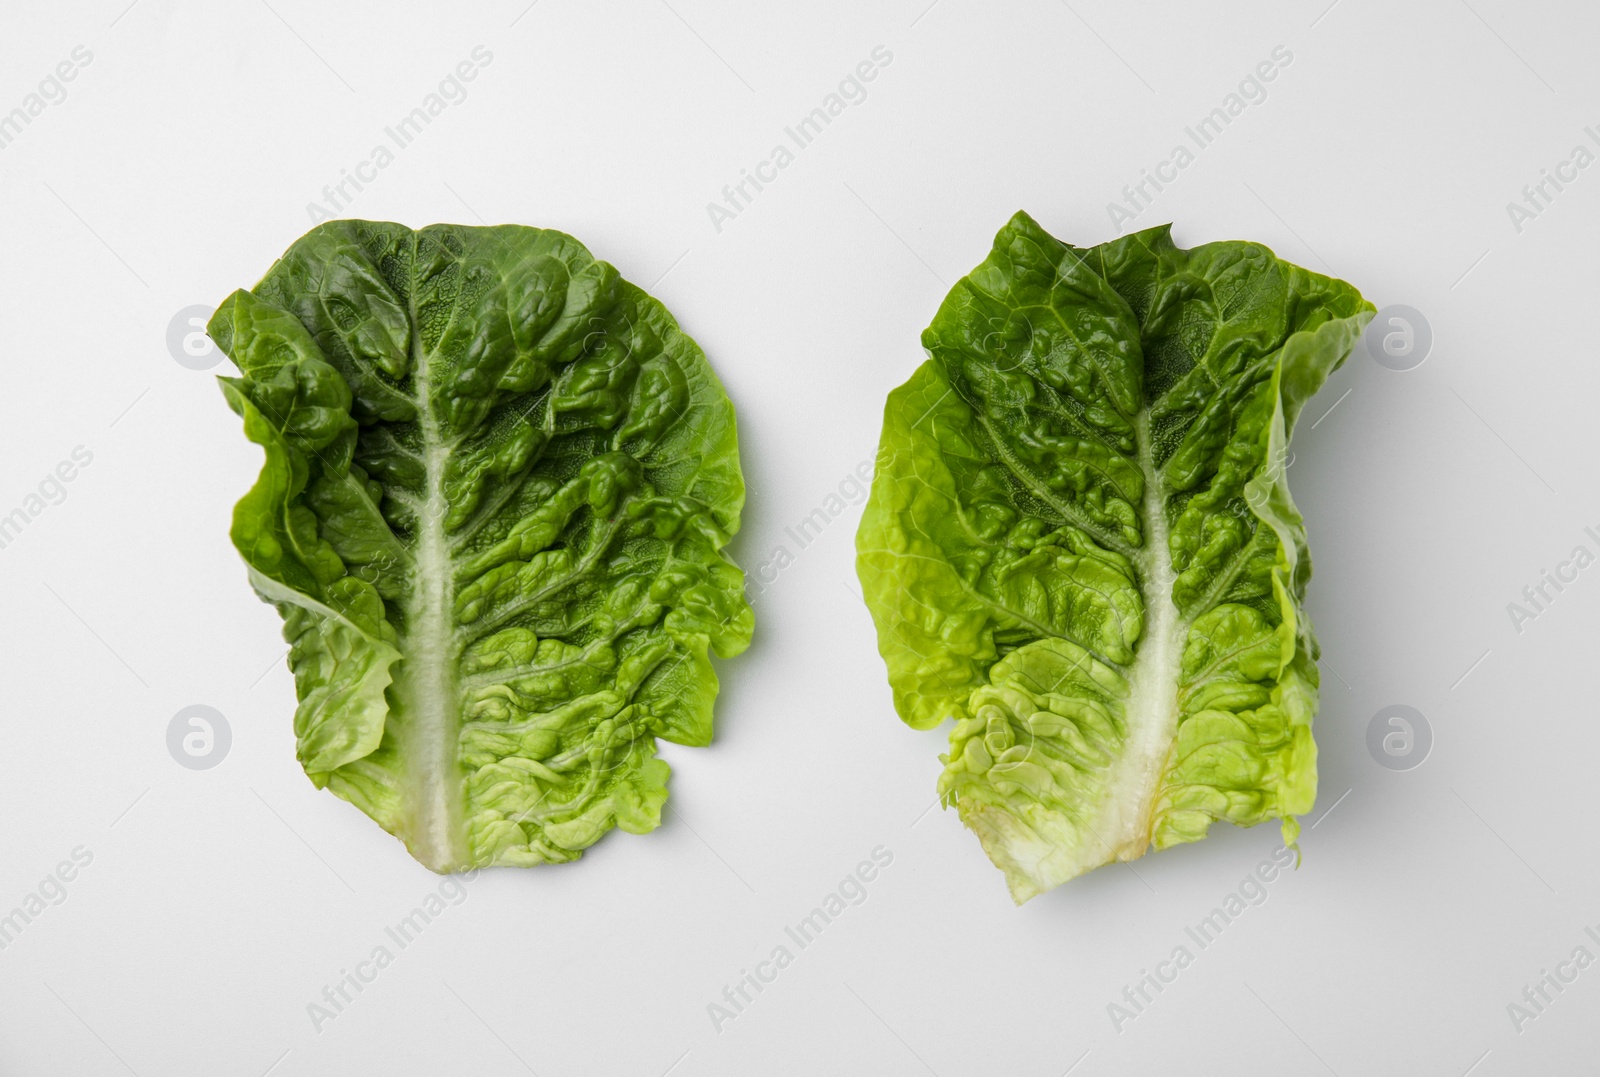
(1087, 409), (1185, 866)
(399, 301), (467, 872)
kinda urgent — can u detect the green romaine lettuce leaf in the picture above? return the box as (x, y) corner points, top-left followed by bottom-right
(211, 221), (752, 872)
(855, 213), (1371, 902)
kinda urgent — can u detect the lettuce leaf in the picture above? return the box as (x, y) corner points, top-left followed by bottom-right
(211, 221), (752, 871)
(856, 213), (1371, 902)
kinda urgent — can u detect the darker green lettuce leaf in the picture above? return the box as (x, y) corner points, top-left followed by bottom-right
(212, 221), (752, 871)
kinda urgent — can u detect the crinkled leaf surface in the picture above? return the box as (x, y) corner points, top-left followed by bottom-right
(856, 213), (1371, 902)
(211, 221), (752, 871)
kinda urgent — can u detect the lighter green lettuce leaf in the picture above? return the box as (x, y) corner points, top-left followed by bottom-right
(212, 221), (752, 871)
(857, 213), (1370, 902)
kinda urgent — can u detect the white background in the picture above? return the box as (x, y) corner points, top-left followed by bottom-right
(0, 1), (1596, 1074)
